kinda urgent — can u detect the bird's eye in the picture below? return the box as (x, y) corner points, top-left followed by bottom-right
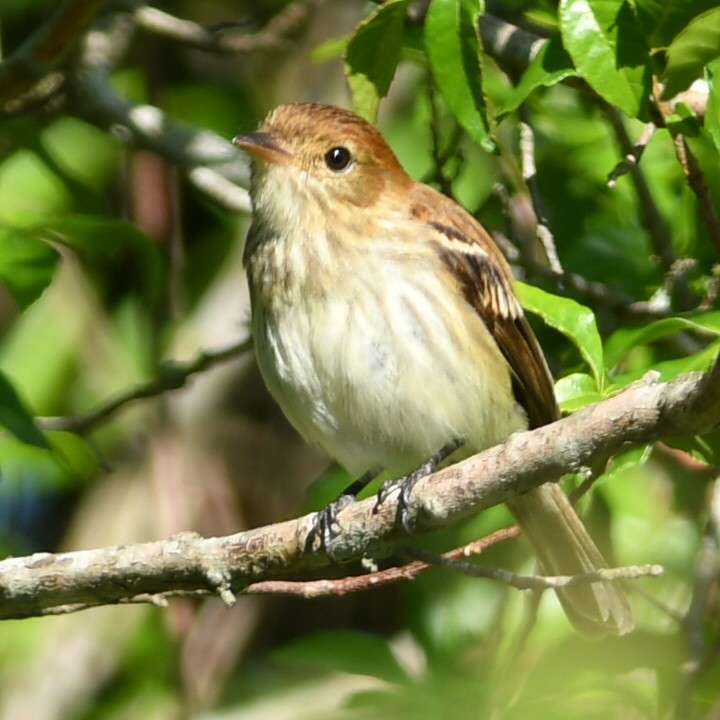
(324, 146), (352, 171)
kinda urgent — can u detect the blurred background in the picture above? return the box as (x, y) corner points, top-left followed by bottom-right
(0, 1), (719, 718)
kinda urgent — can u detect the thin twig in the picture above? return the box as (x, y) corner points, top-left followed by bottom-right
(672, 133), (720, 263)
(246, 527), (521, 597)
(607, 122), (657, 188)
(38, 338), (253, 434)
(0, 0), (105, 112)
(603, 105), (677, 274)
(519, 108), (564, 275)
(403, 546), (663, 590)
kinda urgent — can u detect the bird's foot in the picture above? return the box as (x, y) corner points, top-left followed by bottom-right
(375, 439), (463, 532)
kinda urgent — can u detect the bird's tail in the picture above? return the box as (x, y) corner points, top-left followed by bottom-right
(508, 483), (634, 635)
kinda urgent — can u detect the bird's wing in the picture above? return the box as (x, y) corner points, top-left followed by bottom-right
(410, 184), (559, 428)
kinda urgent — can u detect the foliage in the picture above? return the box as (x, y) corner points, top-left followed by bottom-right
(0, 0), (719, 719)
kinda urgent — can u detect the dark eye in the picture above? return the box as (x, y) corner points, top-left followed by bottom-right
(324, 146), (352, 171)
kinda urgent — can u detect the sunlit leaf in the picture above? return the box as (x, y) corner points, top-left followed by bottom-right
(560, 0), (651, 119)
(498, 35), (577, 116)
(609, 339), (720, 390)
(555, 372), (602, 412)
(345, 0), (410, 122)
(425, 0), (493, 150)
(517, 282), (606, 391)
(661, 7), (720, 99)
(604, 312), (720, 369)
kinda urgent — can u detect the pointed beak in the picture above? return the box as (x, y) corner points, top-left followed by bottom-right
(232, 131), (291, 164)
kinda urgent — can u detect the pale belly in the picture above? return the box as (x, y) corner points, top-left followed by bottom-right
(251, 272), (527, 477)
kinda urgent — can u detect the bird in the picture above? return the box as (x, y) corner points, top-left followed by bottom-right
(232, 102), (633, 635)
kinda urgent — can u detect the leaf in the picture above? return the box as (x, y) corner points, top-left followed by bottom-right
(345, 0), (411, 122)
(708, 59), (720, 154)
(41, 216), (164, 306)
(425, 0), (493, 151)
(609, 339), (720, 390)
(517, 282), (606, 391)
(0, 370), (50, 449)
(275, 630), (410, 686)
(604, 311), (720, 369)
(555, 372), (602, 412)
(560, 0), (651, 119)
(0, 225), (58, 308)
(498, 35), (578, 117)
(660, 7), (720, 99)
(302, 464), (354, 513)
(629, 0), (719, 50)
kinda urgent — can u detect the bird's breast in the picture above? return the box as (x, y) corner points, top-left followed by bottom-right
(246, 230), (527, 476)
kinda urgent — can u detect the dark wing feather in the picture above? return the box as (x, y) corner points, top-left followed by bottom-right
(411, 187), (559, 428)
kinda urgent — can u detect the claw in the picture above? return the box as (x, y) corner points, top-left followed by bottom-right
(374, 439), (464, 532)
(304, 493), (355, 558)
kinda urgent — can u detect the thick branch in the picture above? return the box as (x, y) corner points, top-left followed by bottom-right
(1, 358), (719, 620)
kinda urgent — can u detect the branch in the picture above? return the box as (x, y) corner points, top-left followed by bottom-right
(132, 3), (307, 53)
(0, 0), (105, 112)
(70, 15), (252, 212)
(2, 358), (720, 620)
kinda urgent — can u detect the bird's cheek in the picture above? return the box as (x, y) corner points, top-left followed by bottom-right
(341, 172), (385, 209)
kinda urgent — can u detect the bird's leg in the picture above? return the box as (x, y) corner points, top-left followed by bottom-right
(375, 438), (464, 532)
(307, 466), (383, 557)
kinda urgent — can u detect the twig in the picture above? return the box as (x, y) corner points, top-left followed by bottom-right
(2, 358), (720, 620)
(672, 134), (720, 263)
(71, 16), (252, 213)
(245, 527), (521, 597)
(132, 3), (307, 53)
(603, 105), (677, 274)
(0, 0), (105, 112)
(38, 338), (252, 434)
(519, 108), (563, 275)
(403, 546), (662, 589)
(607, 122), (657, 188)
(492, 226), (668, 321)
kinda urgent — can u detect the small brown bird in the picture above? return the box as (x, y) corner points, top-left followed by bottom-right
(233, 103), (633, 635)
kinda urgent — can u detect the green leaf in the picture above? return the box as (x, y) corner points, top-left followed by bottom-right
(0, 225), (58, 308)
(560, 0), (651, 119)
(425, 0), (493, 151)
(345, 0), (410, 122)
(42, 217), (164, 306)
(708, 59), (720, 154)
(311, 36), (348, 63)
(517, 282), (606, 391)
(661, 7), (720, 99)
(0, 370), (50, 449)
(604, 311), (720, 369)
(275, 630), (410, 686)
(555, 372), (602, 412)
(609, 339), (720, 390)
(497, 35), (577, 117)
(629, 0), (719, 50)
(302, 464), (354, 513)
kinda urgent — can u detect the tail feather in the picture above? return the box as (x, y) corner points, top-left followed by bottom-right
(508, 483), (634, 636)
